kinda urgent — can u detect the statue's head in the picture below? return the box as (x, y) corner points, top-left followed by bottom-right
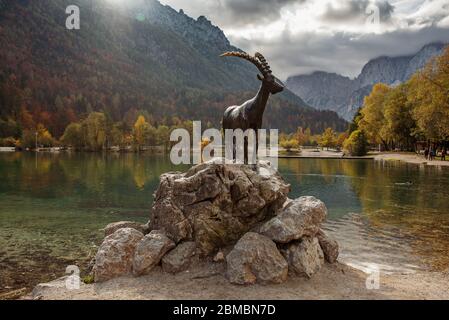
(257, 73), (284, 94)
(220, 51), (285, 95)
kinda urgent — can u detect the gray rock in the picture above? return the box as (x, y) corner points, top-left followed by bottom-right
(31, 276), (87, 299)
(93, 228), (144, 282)
(133, 230), (176, 276)
(260, 196), (327, 243)
(226, 232), (288, 285)
(280, 237), (324, 278)
(317, 229), (339, 263)
(103, 221), (148, 237)
(150, 160), (290, 254)
(162, 242), (197, 274)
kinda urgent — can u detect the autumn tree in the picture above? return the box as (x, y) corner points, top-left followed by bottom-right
(409, 47), (449, 143)
(383, 83), (416, 150)
(304, 128), (315, 146)
(0, 137), (18, 147)
(61, 123), (84, 149)
(344, 130), (368, 156)
(36, 124), (55, 147)
(358, 83), (391, 149)
(145, 124), (158, 146)
(336, 132), (349, 150)
(20, 130), (37, 149)
(280, 138), (299, 152)
(348, 108), (361, 134)
(0, 118), (21, 138)
(295, 127), (307, 146)
(20, 124), (54, 149)
(319, 128), (337, 150)
(133, 115), (150, 151)
(84, 112), (107, 151)
(110, 123), (125, 148)
(156, 125), (171, 150)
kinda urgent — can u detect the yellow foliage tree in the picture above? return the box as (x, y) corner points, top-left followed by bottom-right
(280, 138), (299, 152)
(37, 123), (55, 147)
(84, 112), (107, 151)
(409, 47), (449, 142)
(319, 127), (337, 150)
(133, 115), (150, 151)
(358, 83), (391, 148)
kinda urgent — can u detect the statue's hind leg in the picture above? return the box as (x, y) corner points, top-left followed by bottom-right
(233, 136), (236, 163)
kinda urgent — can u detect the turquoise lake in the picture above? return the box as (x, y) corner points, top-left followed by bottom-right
(1, 152), (449, 293)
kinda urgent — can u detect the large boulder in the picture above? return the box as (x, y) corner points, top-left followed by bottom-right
(280, 237), (324, 278)
(89, 159), (339, 285)
(150, 160), (290, 255)
(317, 230), (339, 263)
(93, 228), (144, 282)
(133, 230), (176, 276)
(103, 221), (149, 237)
(226, 232), (288, 285)
(162, 241), (197, 274)
(260, 196), (327, 243)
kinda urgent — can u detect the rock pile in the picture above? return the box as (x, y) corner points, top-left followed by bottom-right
(91, 160), (339, 285)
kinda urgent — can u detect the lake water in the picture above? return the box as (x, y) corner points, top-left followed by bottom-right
(1, 152), (449, 293)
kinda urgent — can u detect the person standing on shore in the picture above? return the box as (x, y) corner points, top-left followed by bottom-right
(442, 148), (446, 161)
(430, 148), (435, 161)
(424, 148), (429, 160)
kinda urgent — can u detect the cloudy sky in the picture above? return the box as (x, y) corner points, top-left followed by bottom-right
(160, 0), (449, 80)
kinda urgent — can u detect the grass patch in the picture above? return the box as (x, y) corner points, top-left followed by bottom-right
(82, 274), (95, 284)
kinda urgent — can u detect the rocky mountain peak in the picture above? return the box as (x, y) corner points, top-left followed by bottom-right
(287, 43), (447, 120)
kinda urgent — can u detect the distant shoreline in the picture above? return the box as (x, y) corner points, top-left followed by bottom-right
(374, 152), (449, 167)
(279, 150), (449, 166)
(3, 149), (449, 167)
(279, 148), (373, 160)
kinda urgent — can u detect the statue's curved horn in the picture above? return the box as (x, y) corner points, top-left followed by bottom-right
(255, 52), (272, 74)
(220, 51), (268, 76)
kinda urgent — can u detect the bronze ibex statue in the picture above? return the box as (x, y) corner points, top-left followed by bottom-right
(221, 51), (284, 163)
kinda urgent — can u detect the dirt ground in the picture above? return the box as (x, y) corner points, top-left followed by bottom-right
(24, 262), (449, 300)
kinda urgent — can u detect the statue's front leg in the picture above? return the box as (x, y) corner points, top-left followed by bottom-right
(244, 137), (248, 165)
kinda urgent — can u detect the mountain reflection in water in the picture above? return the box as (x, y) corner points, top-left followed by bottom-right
(1, 153), (449, 294)
(280, 158), (449, 274)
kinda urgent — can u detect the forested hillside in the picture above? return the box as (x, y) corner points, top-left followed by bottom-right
(0, 0), (347, 145)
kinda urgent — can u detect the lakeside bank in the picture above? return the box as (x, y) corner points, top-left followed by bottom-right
(24, 262), (449, 300)
(279, 149), (449, 167)
(374, 152), (449, 167)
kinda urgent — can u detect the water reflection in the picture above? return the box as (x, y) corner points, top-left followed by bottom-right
(1, 154), (449, 294)
(279, 158), (449, 273)
(0, 152), (187, 293)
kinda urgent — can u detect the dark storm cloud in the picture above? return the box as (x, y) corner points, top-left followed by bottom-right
(160, 0), (306, 27)
(322, 0), (395, 23)
(221, 0), (303, 24)
(161, 0), (449, 79)
(230, 25), (449, 80)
